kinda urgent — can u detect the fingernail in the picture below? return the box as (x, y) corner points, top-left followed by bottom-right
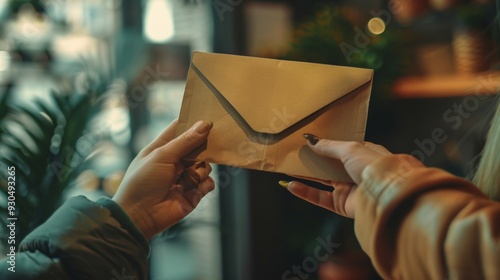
(302, 133), (319, 145)
(192, 121), (212, 133)
(278, 180), (290, 188)
(193, 161), (207, 169)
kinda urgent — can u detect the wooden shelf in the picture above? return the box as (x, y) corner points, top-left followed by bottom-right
(391, 71), (500, 98)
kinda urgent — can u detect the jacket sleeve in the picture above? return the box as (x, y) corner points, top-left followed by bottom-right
(0, 196), (150, 280)
(354, 154), (500, 280)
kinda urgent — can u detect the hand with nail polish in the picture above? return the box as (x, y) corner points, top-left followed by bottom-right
(284, 134), (393, 218)
(112, 120), (215, 239)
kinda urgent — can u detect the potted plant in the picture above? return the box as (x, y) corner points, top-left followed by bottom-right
(0, 71), (109, 248)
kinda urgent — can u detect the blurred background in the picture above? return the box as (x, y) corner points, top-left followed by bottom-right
(0, 0), (498, 279)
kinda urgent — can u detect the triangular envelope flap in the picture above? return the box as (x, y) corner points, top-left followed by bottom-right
(192, 52), (373, 134)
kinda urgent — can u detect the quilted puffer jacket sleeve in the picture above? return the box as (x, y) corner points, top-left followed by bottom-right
(0, 196), (150, 280)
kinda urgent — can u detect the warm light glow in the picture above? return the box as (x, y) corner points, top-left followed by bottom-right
(143, 0), (175, 43)
(76, 170), (100, 191)
(367, 17), (385, 35)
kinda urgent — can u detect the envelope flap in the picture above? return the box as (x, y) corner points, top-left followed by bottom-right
(192, 52), (373, 134)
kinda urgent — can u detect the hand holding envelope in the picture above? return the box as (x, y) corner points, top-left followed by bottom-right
(175, 52), (373, 182)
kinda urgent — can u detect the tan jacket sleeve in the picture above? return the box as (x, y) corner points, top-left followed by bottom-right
(354, 154), (500, 280)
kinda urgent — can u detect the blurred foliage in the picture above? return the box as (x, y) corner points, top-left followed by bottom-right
(282, 6), (415, 100)
(0, 16), (149, 244)
(0, 70), (109, 244)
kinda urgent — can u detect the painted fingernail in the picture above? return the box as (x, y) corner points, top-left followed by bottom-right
(193, 121), (213, 133)
(278, 180), (290, 188)
(302, 133), (319, 145)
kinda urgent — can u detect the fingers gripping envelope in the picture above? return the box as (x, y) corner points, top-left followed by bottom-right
(175, 52), (373, 182)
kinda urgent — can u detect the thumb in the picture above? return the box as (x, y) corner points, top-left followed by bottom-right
(155, 121), (212, 163)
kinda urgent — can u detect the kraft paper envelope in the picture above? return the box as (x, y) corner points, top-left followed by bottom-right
(176, 52), (373, 182)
